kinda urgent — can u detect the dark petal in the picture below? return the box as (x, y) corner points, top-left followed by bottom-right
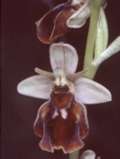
(36, 2), (74, 44)
(33, 102), (50, 138)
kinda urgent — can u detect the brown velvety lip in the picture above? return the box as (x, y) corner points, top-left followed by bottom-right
(33, 95), (89, 153)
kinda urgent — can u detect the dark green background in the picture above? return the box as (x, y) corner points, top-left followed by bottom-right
(1, 0), (120, 159)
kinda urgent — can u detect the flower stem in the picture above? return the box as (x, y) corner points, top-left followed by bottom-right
(69, 1), (102, 159)
(83, 0), (102, 79)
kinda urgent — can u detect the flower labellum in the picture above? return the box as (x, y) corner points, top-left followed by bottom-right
(17, 43), (112, 153)
(33, 85), (89, 153)
(36, 0), (90, 44)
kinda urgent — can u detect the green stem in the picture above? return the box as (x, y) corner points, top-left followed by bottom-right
(84, 0), (102, 79)
(69, 1), (102, 159)
(84, 64), (98, 79)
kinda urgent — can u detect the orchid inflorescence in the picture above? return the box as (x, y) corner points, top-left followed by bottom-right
(17, 0), (120, 158)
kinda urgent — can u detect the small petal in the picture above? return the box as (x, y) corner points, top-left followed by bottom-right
(74, 77), (112, 104)
(50, 43), (78, 75)
(80, 150), (96, 159)
(17, 75), (53, 99)
(67, 0), (90, 28)
(34, 67), (54, 79)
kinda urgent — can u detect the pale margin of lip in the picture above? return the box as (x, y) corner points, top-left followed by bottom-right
(80, 149), (96, 159)
(17, 75), (53, 99)
(74, 77), (112, 105)
(49, 43), (79, 75)
(92, 36), (120, 67)
(33, 101), (50, 138)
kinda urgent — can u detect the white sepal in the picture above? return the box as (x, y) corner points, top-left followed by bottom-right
(49, 43), (78, 75)
(67, 0), (90, 28)
(17, 75), (53, 99)
(74, 77), (112, 104)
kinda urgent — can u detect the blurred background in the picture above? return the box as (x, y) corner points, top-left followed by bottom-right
(1, 0), (120, 159)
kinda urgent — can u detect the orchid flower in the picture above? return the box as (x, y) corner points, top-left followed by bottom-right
(17, 43), (111, 154)
(36, 0), (91, 44)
